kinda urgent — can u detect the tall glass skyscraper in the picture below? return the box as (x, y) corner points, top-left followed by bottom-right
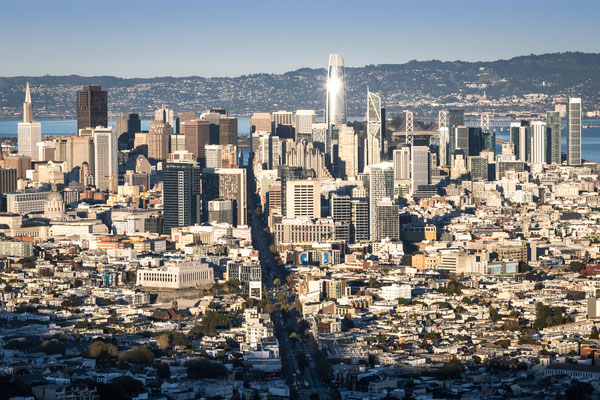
(325, 53), (347, 129)
(567, 98), (581, 165)
(366, 91), (383, 167)
(546, 111), (561, 164)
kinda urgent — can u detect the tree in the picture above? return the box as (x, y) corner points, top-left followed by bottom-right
(590, 326), (599, 340)
(119, 347), (155, 365)
(569, 261), (586, 273)
(273, 278), (281, 288)
(461, 297), (472, 305)
(157, 334), (170, 350)
(565, 380), (594, 400)
(489, 306), (501, 322)
(341, 316), (354, 332)
(157, 364), (171, 380)
(186, 358), (227, 379)
(397, 298), (409, 306)
(84, 341), (118, 359)
(190, 310), (230, 336)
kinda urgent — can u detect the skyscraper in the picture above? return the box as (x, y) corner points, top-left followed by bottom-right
(530, 121), (548, 164)
(77, 85), (107, 130)
(148, 120), (172, 161)
(250, 113), (272, 134)
(567, 98), (582, 165)
(154, 105), (175, 128)
(216, 168), (247, 226)
(351, 199), (369, 243)
(286, 179), (320, 219)
(279, 166), (306, 217)
(368, 163), (394, 241)
(375, 198), (400, 241)
(93, 126), (118, 192)
(18, 82), (41, 160)
(393, 145), (411, 182)
(116, 113), (141, 150)
(183, 120), (211, 165)
(295, 110), (316, 141)
(163, 162), (202, 235)
(366, 91), (383, 166)
(337, 126), (358, 179)
(325, 53), (346, 145)
(546, 111), (561, 164)
(219, 117), (238, 146)
(447, 109), (464, 157)
(510, 121), (531, 162)
(411, 146), (431, 194)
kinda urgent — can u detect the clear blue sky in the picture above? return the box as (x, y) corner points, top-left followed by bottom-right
(1, 0), (599, 78)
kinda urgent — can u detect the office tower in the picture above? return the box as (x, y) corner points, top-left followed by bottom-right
(375, 198), (400, 241)
(447, 109), (464, 157)
(338, 126), (358, 179)
(273, 111), (294, 140)
(330, 193), (351, 223)
(205, 145), (222, 169)
(411, 146), (431, 193)
(3, 155), (31, 179)
(455, 126), (469, 154)
(351, 199), (369, 243)
(178, 112), (196, 134)
(295, 110), (316, 141)
(482, 131), (496, 154)
(279, 166), (306, 217)
(369, 163), (394, 241)
(77, 85), (107, 130)
(285, 179), (320, 219)
(154, 105), (175, 128)
(273, 110), (293, 127)
(201, 111), (223, 125)
(183, 120), (211, 164)
(366, 91), (383, 166)
(250, 112), (272, 135)
(219, 117), (238, 146)
(393, 145), (411, 181)
(216, 168), (247, 226)
(438, 127), (450, 166)
(148, 121), (172, 161)
(546, 111), (561, 164)
(52, 136), (95, 173)
(531, 121), (548, 164)
(116, 113), (141, 150)
(163, 162), (202, 235)
(208, 199), (234, 225)
(210, 108), (227, 116)
(93, 126), (118, 192)
(325, 53), (346, 149)
(311, 123), (328, 147)
(170, 134), (186, 152)
(567, 98), (582, 165)
(468, 156), (488, 181)
(18, 83), (42, 160)
(0, 168), (17, 194)
(510, 121), (531, 162)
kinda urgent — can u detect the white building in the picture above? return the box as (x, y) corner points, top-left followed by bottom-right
(530, 121), (547, 164)
(136, 261), (214, 289)
(285, 179), (320, 219)
(295, 110), (316, 138)
(18, 82), (41, 160)
(380, 284), (412, 301)
(94, 126), (118, 192)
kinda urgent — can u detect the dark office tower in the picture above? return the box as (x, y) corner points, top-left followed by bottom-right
(455, 126), (469, 154)
(0, 168), (17, 194)
(447, 109), (464, 156)
(546, 111), (561, 165)
(482, 131), (496, 154)
(219, 117), (238, 146)
(184, 120), (211, 165)
(116, 113), (141, 150)
(351, 199), (369, 243)
(77, 85), (107, 130)
(459, 127), (484, 156)
(510, 121), (531, 162)
(163, 162), (202, 235)
(278, 165), (306, 217)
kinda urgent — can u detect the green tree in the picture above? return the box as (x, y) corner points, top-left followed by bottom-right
(84, 341), (118, 359)
(565, 380), (594, 400)
(590, 326), (599, 340)
(489, 306), (501, 322)
(397, 298), (409, 306)
(186, 358), (227, 379)
(119, 347), (155, 365)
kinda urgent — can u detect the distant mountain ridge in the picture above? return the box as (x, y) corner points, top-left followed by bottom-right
(0, 52), (598, 119)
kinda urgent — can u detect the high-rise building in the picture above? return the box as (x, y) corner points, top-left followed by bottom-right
(250, 112), (272, 135)
(368, 163), (394, 241)
(51, 136), (95, 173)
(286, 179), (320, 219)
(351, 199), (369, 243)
(295, 110), (316, 141)
(567, 98), (582, 165)
(208, 199), (234, 225)
(437, 127), (450, 166)
(411, 146), (431, 193)
(366, 91), (383, 166)
(447, 109), (464, 157)
(18, 83), (42, 161)
(325, 53), (346, 149)
(178, 112), (196, 134)
(154, 105), (175, 128)
(375, 198), (400, 241)
(77, 85), (107, 130)
(279, 166), (306, 217)
(116, 113), (141, 150)
(468, 156), (488, 181)
(3, 155), (31, 179)
(183, 120), (211, 164)
(273, 111), (293, 127)
(93, 126), (118, 192)
(163, 162), (202, 235)
(510, 121), (531, 162)
(0, 168), (17, 194)
(219, 117), (238, 146)
(393, 145), (411, 182)
(546, 111), (561, 165)
(311, 123), (328, 147)
(337, 126), (358, 179)
(216, 168), (247, 226)
(330, 193), (351, 224)
(148, 120), (172, 161)
(531, 121), (548, 164)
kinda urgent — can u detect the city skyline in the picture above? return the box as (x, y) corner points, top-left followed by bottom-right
(0, 0), (599, 78)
